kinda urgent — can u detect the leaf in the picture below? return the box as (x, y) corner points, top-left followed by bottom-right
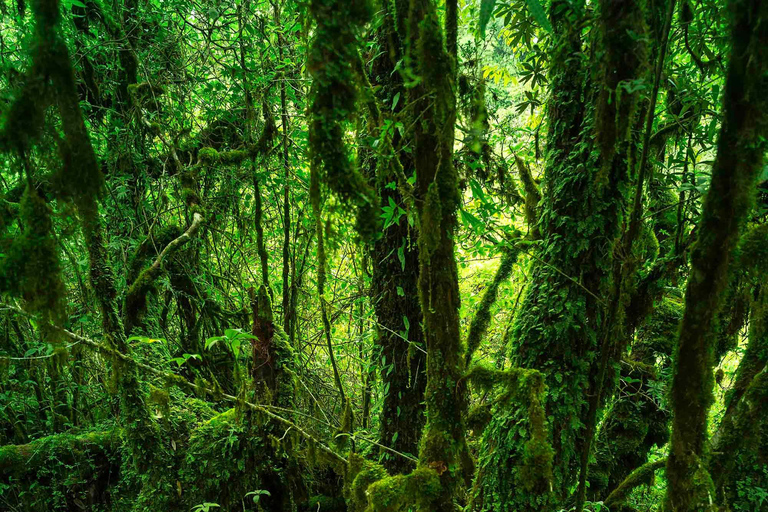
(192, 503), (220, 512)
(526, 0), (553, 33)
(205, 336), (224, 350)
(569, 0), (586, 15)
(396, 286), (405, 297)
(224, 328), (256, 340)
(62, 0), (87, 9)
(460, 209), (484, 231)
(392, 92), (400, 110)
(245, 490), (271, 504)
(397, 240), (406, 272)
(469, 178), (487, 203)
(759, 163), (768, 183)
(128, 336), (164, 344)
(479, 0), (497, 39)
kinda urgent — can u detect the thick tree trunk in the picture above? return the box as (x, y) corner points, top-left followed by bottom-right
(366, 2), (427, 475)
(474, 0), (648, 507)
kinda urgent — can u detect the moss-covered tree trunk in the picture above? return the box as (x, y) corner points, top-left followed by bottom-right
(473, 0), (650, 508)
(405, 0), (470, 508)
(665, 0), (768, 509)
(366, 1), (427, 475)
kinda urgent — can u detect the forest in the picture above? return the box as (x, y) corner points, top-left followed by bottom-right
(0, 0), (767, 509)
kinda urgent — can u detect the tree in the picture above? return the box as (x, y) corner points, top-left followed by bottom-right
(1, 0), (767, 510)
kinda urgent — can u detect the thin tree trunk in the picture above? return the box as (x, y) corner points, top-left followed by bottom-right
(274, 0), (292, 334)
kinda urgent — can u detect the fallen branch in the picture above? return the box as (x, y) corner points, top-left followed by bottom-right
(0, 430), (119, 474)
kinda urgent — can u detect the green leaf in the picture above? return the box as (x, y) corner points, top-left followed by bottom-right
(469, 178), (487, 203)
(526, 0), (553, 33)
(460, 209), (484, 231)
(62, 0), (87, 9)
(479, 0), (497, 39)
(205, 336), (225, 350)
(245, 490), (271, 504)
(396, 286), (405, 297)
(759, 163), (768, 183)
(192, 503), (220, 512)
(569, 0), (585, 15)
(128, 336), (165, 344)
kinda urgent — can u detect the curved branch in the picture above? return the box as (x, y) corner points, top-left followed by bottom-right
(604, 458), (666, 509)
(123, 212), (204, 332)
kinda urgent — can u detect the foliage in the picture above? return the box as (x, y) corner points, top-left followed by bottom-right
(0, 0), (766, 511)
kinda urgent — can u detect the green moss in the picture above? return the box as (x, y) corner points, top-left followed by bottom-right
(366, 474), (409, 511)
(0, 429), (121, 510)
(335, 397), (354, 452)
(308, 0), (381, 243)
(465, 242), (522, 365)
(347, 457), (440, 512)
(467, 404), (493, 434)
(219, 149), (247, 164)
(420, 182), (442, 260)
(348, 455), (388, 511)
(0, 185), (66, 324)
(593, 0), (648, 184)
(127, 225), (183, 283)
(738, 224), (768, 273)
(149, 385), (171, 420)
(197, 146), (220, 164)
(666, 0), (768, 506)
(514, 156), (542, 239)
(127, 82), (165, 99)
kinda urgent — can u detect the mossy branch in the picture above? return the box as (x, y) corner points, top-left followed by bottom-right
(308, 0), (381, 243)
(603, 458), (666, 509)
(465, 364), (553, 491)
(710, 368), (768, 493)
(123, 212), (204, 332)
(465, 244), (522, 366)
(0, 430), (119, 475)
(575, 0), (673, 506)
